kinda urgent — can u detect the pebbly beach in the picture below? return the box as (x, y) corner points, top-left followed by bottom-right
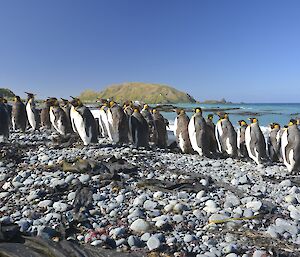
(0, 117), (300, 256)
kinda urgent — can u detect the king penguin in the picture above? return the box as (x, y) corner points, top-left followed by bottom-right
(141, 104), (155, 142)
(98, 100), (111, 139)
(245, 118), (267, 165)
(281, 119), (300, 172)
(268, 123), (281, 162)
(11, 96), (27, 132)
(130, 108), (149, 148)
(206, 114), (218, 153)
(215, 113), (237, 157)
(0, 95), (9, 142)
(123, 101), (134, 143)
(174, 109), (193, 154)
(25, 92), (40, 131)
(106, 101), (128, 144)
(152, 109), (168, 148)
(48, 98), (72, 136)
(237, 120), (248, 158)
(40, 98), (51, 129)
(61, 98), (72, 130)
(188, 108), (209, 156)
(70, 97), (98, 145)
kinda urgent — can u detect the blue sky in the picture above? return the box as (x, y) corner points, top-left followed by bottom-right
(0, 0), (299, 102)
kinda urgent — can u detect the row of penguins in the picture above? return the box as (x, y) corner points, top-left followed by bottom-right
(0, 93), (299, 172)
(175, 108), (300, 172)
(0, 93), (168, 148)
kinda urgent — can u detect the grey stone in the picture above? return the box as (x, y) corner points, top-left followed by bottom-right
(127, 235), (141, 247)
(143, 200), (157, 210)
(53, 201), (69, 212)
(130, 218), (150, 233)
(184, 234), (195, 243)
(141, 232), (151, 241)
(147, 235), (161, 251)
(246, 200), (262, 212)
(38, 200), (53, 208)
(79, 174), (90, 183)
(253, 250), (267, 257)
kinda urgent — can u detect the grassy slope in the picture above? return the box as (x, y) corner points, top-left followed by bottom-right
(79, 82), (197, 104)
(0, 88), (15, 98)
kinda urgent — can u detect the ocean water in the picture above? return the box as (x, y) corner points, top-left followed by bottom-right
(158, 103), (300, 127)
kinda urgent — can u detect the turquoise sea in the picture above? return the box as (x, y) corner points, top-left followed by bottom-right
(158, 103), (300, 127)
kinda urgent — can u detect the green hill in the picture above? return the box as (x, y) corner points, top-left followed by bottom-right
(79, 83), (197, 104)
(0, 88), (15, 98)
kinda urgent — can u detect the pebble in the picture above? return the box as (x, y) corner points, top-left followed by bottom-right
(53, 202), (69, 212)
(38, 200), (53, 208)
(79, 174), (90, 183)
(143, 200), (157, 210)
(246, 200), (262, 211)
(252, 250), (267, 257)
(127, 235), (141, 247)
(115, 194), (125, 203)
(147, 235), (161, 250)
(184, 234), (195, 243)
(173, 203), (188, 213)
(130, 219), (151, 233)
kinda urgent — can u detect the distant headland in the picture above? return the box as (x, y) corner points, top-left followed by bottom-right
(79, 82), (197, 104)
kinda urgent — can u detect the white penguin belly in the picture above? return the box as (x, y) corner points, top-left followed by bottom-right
(106, 110), (114, 141)
(99, 110), (108, 137)
(288, 149), (295, 172)
(178, 133), (185, 152)
(215, 121), (223, 152)
(26, 103), (36, 130)
(173, 117), (178, 138)
(188, 117), (203, 156)
(12, 117), (16, 131)
(237, 129), (241, 149)
(226, 137), (233, 155)
(281, 130), (291, 170)
(245, 126), (255, 161)
(72, 109), (92, 145)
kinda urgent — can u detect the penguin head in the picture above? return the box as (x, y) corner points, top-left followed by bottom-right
(238, 120), (247, 126)
(134, 108), (140, 113)
(288, 119), (297, 126)
(273, 123), (280, 129)
(109, 101), (115, 108)
(14, 96), (21, 102)
(61, 98), (69, 106)
(173, 108), (181, 115)
(217, 112), (228, 120)
(207, 114), (213, 120)
(25, 92), (35, 99)
(248, 118), (258, 124)
(194, 107), (202, 114)
(179, 109), (186, 115)
(70, 97), (82, 107)
(47, 97), (59, 106)
(143, 104), (149, 110)
(152, 109), (158, 114)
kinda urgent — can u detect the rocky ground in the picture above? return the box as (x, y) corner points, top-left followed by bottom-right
(1, 130), (300, 256)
